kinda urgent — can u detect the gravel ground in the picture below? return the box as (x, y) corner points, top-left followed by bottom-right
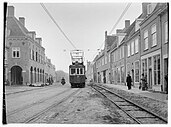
(103, 85), (168, 120)
(34, 86), (136, 124)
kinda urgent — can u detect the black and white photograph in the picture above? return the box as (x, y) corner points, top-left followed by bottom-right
(1, 0), (169, 126)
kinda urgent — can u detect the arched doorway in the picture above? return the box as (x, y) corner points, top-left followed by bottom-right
(11, 66), (23, 85)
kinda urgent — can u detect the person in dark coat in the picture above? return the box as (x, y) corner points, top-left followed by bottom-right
(126, 73), (132, 90)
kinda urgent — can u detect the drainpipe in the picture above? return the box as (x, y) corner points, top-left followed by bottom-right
(159, 11), (163, 92)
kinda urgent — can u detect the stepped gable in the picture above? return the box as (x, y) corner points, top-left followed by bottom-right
(7, 16), (29, 37)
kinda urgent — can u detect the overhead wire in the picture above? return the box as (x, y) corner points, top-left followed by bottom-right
(40, 3), (77, 49)
(92, 3), (132, 60)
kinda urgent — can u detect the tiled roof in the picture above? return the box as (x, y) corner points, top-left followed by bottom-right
(106, 35), (117, 48)
(7, 16), (29, 36)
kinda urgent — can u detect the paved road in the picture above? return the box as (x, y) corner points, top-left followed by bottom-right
(5, 83), (74, 123)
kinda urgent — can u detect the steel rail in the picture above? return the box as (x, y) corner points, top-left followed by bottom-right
(92, 85), (141, 124)
(23, 88), (81, 123)
(92, 84), (167, 124)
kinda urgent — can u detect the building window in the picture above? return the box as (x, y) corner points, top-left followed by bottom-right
(121, 66), (125, 83)
(127, 44), (130, 57)
(122, 46), (124, 58)
(5, 49), (7, 60)
(118, 48), (120, 60)
(12, 47), (20, 58)
(131, 41), (134, 55)
(151, 24), (157, 47)
(36, 52), (38, 61)
(127, 63), (130, 75)
(30, 48), (32, 59)
(135, 61), (139, 82)
(113, 52), (115, 62)
(32, 50), (34, 60)
(142, 59), (147, 79)
(135, 38), (138, 53)
(117, 67), (120, 83)
(108, 53), (110, 63)
(164, 21), (168, 43)
(111, 53), (113, 63)
(144, 30), (148, 50)
(153, 54), (160, 85)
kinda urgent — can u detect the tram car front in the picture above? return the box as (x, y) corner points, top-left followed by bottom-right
(69, 62), (85, 88)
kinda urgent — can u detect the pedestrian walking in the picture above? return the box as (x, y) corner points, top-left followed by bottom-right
(126, 73), (132, 90)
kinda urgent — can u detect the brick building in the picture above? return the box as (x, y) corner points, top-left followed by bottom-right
(140, 3), (168, 91)
(5, 6), (56, 86)
(91, 3), (168, 93)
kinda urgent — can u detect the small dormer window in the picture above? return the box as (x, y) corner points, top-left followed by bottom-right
(147, 4), (152, 15)
(147, 3), (157, 15)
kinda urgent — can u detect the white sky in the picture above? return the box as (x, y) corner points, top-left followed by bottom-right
(7, 1), (143, 73)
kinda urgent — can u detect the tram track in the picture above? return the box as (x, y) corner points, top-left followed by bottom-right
(7, 88), (71, 117)
(91, 84), (167, 124)
(7, 88), (81, 123)
(23, 88), (81, 123)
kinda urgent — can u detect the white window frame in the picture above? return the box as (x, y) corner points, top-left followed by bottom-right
(12, 47), (20, 58)
(164, 21), (168, 43)
(127, 43), (130, 57)
(144, 30), (148, 50)
(151, 24), (157, 47)
(122, 46), (124, 58)
(108, 53), (110, 62)
(131, 41), (134, 55)
(135, 38), (139, 53)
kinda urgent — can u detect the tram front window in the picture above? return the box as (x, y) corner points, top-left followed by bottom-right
(71, 68), (75, 75)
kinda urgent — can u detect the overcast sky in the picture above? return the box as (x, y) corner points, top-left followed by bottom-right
(8, 2), (142, 73)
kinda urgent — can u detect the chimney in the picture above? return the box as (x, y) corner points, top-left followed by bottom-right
(7, 6), (14, 17)
(19, 17), (25, 26)
(105, 31), (107, 38)
(28, 31), (36, 40)
(36, 38), (42, 46)
(125, 20), (130, 29)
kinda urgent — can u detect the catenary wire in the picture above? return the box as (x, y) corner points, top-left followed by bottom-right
(40, 3), (77, 49)
(92, 3), (132, 60)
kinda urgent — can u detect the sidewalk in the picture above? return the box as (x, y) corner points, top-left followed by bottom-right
(5, 85), (42, 95)
(4, 83), (66, 95)
(102, 83), (168, 103)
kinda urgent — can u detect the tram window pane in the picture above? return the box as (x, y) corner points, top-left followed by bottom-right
(77, 68), (79, 74)
(80, 68), (83, 74)
(71, 68), (75, 74)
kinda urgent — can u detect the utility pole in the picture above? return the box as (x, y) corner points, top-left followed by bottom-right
(3, 2), (7, 124)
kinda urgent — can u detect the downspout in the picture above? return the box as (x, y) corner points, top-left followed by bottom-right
(159, 10), (163, 92)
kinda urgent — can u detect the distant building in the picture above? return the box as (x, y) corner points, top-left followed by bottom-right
(86, 61), (94, 82)
(5, 6), (56, 85)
